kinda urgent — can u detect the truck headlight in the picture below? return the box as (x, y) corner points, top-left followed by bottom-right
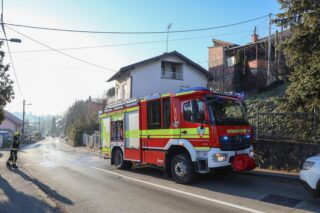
(212, 153), (228, 162)
(249, 149), (254, 158)
(301, 161), (315, 170)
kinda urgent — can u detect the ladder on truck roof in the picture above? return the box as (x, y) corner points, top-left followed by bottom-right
(103, 98), (139, 113)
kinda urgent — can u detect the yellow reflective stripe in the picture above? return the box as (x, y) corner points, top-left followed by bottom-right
(117, 128), (211, 139)
(180, 135), (210, 139)
(111, 113), (124, 120)
(101, 147), (109, 152)
(176, 91), (195, 96)
(141, 129), (180, 136)
(180, 127), (210, 135)
(161, 93), (170, 98)
(227, 129), (247, 134)
(125, 130), (141, 138)
(141, 135), (181, 139)
(194, 147), (210, 151)
(106, 106), (139, 116)
(99, 114), (107, 118)
(126, 106), (139, 112)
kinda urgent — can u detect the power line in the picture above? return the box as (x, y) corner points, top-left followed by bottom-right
(3, 15), (269, 34)
(6, 26), (116, 73)
(1, 0), (24, 98)
(9, 30), (253, 54)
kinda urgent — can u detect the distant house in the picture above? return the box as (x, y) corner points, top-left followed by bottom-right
(107, 51), (213, 102)
(0, 110), (22, 147)
(208, 28), (290, 91)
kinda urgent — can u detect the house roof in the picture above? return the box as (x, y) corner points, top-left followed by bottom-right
(211, 39), (238, 47)
(3, 110), (23, 126)
(107, 51), (213, 82)
(226, 29), (291, 51)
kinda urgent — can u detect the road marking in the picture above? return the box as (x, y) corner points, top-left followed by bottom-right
(90, 166), (265, 213)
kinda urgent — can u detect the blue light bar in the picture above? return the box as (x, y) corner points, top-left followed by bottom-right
(176, 86), (210, 94)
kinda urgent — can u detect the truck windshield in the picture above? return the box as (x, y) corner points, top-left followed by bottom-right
(206, 96), (249, 125)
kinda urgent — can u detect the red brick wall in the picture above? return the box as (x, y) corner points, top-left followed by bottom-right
(248, 59), (267, 69)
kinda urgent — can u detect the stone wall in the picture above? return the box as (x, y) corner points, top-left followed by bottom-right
(253, 140), (320, 172)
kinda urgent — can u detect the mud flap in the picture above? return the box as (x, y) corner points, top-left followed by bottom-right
(231, 154), (256, 172)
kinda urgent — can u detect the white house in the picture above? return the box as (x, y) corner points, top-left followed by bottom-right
(0, 110), (22, 147)
(107, 51), (212, 101)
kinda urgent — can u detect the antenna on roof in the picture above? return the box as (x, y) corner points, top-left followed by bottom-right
(166, 23), (173, 53)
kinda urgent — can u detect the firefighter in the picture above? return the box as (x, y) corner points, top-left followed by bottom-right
(6, 131), (21, 168)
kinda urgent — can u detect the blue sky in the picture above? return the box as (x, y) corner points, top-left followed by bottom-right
(3, 0), (282, 115)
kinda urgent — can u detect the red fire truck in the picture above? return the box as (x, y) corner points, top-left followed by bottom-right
(99, 87), (255, 184)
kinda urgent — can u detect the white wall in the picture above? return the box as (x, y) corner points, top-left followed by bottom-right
(131, 55), (208, 99)
(115, 75), (131, 101)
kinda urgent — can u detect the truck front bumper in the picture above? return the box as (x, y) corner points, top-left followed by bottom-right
(206, 146), (254, 169)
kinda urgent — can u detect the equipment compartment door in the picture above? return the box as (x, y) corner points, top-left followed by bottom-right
(100, 117), (111, 157)
(124, 110), (141, 161)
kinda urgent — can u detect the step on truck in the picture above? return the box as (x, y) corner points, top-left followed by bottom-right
(99, 87), (255, 184)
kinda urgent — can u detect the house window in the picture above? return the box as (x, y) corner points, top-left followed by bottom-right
(147, 100), (161, 129)
(183, 99), (204, 123)
(111, 120), (124, 141)
(161, 61), (183, 80)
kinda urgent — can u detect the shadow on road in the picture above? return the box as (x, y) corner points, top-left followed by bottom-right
(127, 166), (319, 212)
(13, 169), (74, 206)
(0, 174), (53, 213)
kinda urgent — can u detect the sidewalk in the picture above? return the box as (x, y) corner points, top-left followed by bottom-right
(241, 167), (300, 185)
(0, 149), (57, 213)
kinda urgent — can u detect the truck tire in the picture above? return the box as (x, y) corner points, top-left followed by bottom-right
(171, 154), (195, 184)
(113, 149), (132, 170)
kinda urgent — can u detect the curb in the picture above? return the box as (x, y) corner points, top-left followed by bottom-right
(239, 170), (300, 184)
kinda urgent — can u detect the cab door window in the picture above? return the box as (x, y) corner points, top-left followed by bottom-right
(162, 98), (171, 128)
(183, 99), (204, 123)
(147, 100), (161, 129)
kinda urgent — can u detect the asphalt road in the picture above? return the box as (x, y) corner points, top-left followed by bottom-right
(15, 138), (320, 213)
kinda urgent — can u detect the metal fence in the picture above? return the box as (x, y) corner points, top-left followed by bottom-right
(82, 131), (100, 148)
(248, 111), (319, 143)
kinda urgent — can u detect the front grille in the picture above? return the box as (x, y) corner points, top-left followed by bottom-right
(220, 135), (250, 151)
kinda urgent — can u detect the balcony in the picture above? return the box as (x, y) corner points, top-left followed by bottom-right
(161, 70), (183, 80)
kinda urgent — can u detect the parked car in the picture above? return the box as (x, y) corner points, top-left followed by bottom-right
(300, 155), (320, 197)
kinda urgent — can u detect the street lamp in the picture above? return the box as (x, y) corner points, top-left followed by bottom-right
(0, 38), (22, 43)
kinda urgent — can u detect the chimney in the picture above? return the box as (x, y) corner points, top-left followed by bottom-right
(251, 26), (258, 43)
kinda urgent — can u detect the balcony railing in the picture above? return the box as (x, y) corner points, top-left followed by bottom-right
(161, 71), (183, 80)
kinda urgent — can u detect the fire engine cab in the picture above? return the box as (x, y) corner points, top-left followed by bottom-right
(99, 87), (255, 184)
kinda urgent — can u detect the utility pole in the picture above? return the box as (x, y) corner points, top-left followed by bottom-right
(22, 99), (25, 142)
(166, 23), (172, 53)
(22, 100), (31, 142)
(267, 13), (272, 85)
(38, 116), (41, 133)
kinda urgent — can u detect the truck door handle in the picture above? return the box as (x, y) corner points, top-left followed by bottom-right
(182, 130), (188, 134)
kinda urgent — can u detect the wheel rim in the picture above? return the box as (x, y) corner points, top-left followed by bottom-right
(174, 160), (188, 178)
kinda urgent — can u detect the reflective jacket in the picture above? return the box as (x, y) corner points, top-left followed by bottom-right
(11, 135), (20, 151)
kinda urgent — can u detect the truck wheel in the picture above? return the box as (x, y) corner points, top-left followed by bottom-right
(113, 149), (131, 170)
(171, 154), (195, 184)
